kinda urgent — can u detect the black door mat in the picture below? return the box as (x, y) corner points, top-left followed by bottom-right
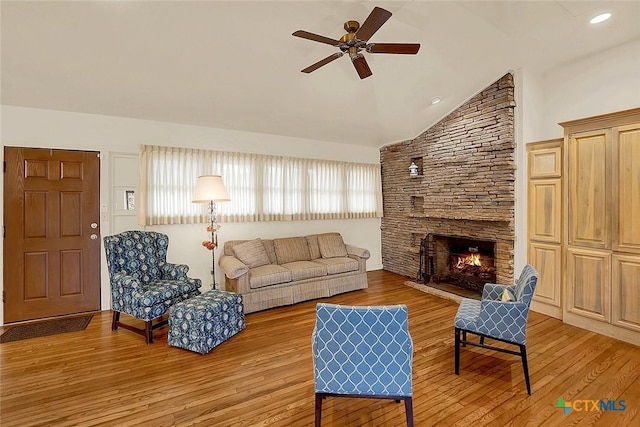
(0, 315), (93, 343)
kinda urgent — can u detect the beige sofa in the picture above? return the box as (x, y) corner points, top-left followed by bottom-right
(219, 233), (370, 313)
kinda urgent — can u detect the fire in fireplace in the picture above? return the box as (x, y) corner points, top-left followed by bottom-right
(418, 234), (497, 294)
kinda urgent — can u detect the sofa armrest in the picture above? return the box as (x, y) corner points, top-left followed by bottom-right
(478, 299), (529, 344)
(112, 271), (142, 290)
(159, 262), (188, 280)
(346, 244), (370, 259)
(219, 255), (250, 279)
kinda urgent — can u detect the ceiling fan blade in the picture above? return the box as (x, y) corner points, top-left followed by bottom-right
(368, 43), (421, 54)
(356, 7), (392, 42)
(292, 30), (341, 47)
(301, 53), (344, 73)
(352, 54), (372, 79)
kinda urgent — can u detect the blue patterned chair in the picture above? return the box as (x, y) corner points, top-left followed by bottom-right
(103, 231), (202, 344)
(312, 303), (414, 427)
(454, 264), (538, 394)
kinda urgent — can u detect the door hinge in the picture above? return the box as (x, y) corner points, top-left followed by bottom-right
(2, 291), (5, 304)
(2, 226), (4, 238)
(3, 161), (5, 173)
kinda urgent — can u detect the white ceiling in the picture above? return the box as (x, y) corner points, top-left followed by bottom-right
(2, 1), (639, 148)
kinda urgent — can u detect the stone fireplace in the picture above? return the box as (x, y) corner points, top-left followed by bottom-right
(380, 74), (516, 288)
(419, 234), (497, 295)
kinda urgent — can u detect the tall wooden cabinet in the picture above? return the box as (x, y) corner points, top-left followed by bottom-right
(527, 139), (563, 319)
(527, 108), (640, 345)
(560, 109), (640, 345)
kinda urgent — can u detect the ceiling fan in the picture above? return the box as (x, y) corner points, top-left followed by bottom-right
(292, 6), (420, 79)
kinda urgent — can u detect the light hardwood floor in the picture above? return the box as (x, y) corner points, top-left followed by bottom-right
(1, 270), (638, 426)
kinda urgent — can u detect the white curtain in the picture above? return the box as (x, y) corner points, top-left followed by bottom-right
(138, 144), (383, 225)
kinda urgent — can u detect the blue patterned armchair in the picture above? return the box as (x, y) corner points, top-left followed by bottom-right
(104, 231), (202, 344)
(312, 303), (414, 427)
(454, 264), (538, 394)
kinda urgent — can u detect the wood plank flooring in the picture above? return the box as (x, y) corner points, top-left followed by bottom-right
(1, 270), (638, 426)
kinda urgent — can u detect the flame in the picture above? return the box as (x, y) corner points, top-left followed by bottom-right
(456, 253), (481, 269)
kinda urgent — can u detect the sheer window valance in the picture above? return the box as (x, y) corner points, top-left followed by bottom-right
(138, 144), (383, 225)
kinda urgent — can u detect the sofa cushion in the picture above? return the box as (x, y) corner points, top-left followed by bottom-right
(281, 261), (328, 281)
(262, 239), (278, 264)
(314, 257), (359, 274)
(232, 239), (270, 268)
(318, 234), (348, 258)
(306, 235), (322, 260)
(306, 233), (340, 260)
(224, 240), (242, 256)
(249, 265), (292, 289)
(274, 237), (311, 264)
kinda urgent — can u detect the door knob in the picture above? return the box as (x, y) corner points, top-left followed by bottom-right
(90, 234), (98, 240)
(90, 223), (98, 229)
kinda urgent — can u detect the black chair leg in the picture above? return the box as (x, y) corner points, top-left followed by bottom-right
(111, 311), (120, 331)
(404, 397), (414, 427)
(315, 393), (323, 427)
(145, 320), (153, 344)
(454, 328), (460, 375)
(479, 336), (485, 345)
(462, 330), (467, 347)
(520, 344), (531, 395)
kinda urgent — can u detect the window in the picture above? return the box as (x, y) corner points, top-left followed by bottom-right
(138, 145), (382, 225)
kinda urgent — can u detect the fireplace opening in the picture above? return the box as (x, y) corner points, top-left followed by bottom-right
(418, 234), (497, 296)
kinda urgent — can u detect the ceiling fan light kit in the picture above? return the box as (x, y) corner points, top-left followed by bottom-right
(293, 6), (420, 79)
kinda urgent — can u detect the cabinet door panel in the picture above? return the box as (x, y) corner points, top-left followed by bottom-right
(529, 242), (561, 307)
(612, 255), (640, 332)
(529, 146), (561, 178)
(566, 247), (611, 322)
(528, 179), (561, 243)
(614, 124), (640, 253)
(568, 131), (609, 249)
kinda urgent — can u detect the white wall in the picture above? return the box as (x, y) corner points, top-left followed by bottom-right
(513, 67), (546, 277)
(539, 39), (640, 140)
(0, 106), (382, 325)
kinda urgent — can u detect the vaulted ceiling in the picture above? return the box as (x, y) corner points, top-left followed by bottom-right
(2, 1), (639, 148)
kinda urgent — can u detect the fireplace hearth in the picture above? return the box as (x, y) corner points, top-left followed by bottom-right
(418, 234), (497, 294)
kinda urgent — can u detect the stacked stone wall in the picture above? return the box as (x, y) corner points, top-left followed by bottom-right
(380, 74), (516, 284)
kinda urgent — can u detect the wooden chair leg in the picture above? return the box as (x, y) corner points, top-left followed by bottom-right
(454, 328), (460, 375)
(520, 344), (531, 395)
(315, 393), (323, 427)
(145, 320), (153, 344)
(404, 397), (414, 427)
(111, 311), (120, 331)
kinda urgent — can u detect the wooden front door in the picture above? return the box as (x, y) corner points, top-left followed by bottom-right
(3, 147), (101, 323)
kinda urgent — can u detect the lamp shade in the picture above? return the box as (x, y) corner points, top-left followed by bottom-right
(192, 175), (230, 202)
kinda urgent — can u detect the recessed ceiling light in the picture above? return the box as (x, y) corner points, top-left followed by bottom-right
(430, 97), (441, 105)
(590, 13), (611, 24)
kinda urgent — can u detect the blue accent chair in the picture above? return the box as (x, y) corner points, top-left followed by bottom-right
(312, 303), (414, 427)
(104, 231), (202, 344)
(454, 264), (538, 394)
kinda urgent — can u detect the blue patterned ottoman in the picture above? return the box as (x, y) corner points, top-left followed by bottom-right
(168, 290), (245, 354)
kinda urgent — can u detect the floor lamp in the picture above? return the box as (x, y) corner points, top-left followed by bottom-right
(193, 175), (230, 290)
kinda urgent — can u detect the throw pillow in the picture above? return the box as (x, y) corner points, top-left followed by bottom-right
(318, 234), (348, 258)
(232, 239), (270, 268)
(501, 288), (516, 302)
